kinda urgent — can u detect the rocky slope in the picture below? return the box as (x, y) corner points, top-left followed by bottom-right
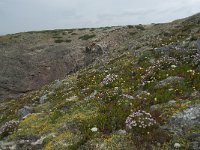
(1, 13), (199, 101)
(0, 13), (200, 149)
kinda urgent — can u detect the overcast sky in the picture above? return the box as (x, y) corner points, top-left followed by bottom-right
(0, 0), (200, 35)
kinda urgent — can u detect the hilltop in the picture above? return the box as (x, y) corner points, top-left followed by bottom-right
(0, 13), (200, 149)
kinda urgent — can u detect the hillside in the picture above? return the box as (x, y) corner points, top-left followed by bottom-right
(0, 13), (200, 149)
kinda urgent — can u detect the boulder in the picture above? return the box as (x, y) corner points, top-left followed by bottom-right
(52, 80), (62, 90)
(191, 91), (200, 98)
(155, 76), (184, 88)
(169, 105), (200, 134)
(150, 104), (161, 117)
(39, 95), (48, 104)
(18, 106), (33, 119)
(168, 100), (177, 107)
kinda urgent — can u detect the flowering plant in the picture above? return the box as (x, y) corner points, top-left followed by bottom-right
(125, 110), (157, 135)
(101, 74), (118, 85)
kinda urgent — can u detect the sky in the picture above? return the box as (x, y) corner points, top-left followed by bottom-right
(0, 0), (200, 35)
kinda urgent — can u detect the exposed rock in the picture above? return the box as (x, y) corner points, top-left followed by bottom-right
(188, 39), (200, 50)
(122, 94), (134, 100)
(84, 90), (97, 101)
(0, 13), (199, 102)
(0, 141), (16, 150)
(0, 39), (104, 101)
(150, 104), (161, 117)
(18, 106), (33, 119)
(85, 43), (104, 55)
(191, 27), (200, 34)
(117, 129), (127, 135)
(168, 100), (177, 107)
(155, 76), (184, 88)
(187, 133), (200, 150)
(31, 133), (56, 146)
(51, 80), (62, 90)
(66, 96), (79, 102)
(39, 95), (48, 104)
(191, 91), (200, 98)
(190, 141), (200, 150)
(169, 105), (200, 134)
(0, 135), (45, 150)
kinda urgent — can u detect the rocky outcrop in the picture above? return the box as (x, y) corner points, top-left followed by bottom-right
(155, 76), (184, 88)
(169, 105), (200, 134)
(0, 41), (104, 101)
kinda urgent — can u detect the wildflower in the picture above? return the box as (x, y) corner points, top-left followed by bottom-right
(174, 143), (181, 148)
(101, 74), (118, 85)
(171, 65), (177, 68)
(125, 110), (156, 130)
(91, 127), (98, 132)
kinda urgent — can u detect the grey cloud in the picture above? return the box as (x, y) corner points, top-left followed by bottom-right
(0, 0), (200, 35)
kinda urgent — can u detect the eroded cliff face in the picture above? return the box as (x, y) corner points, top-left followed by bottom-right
(0, 29), (113, 100)
(0, 13), (200, 101)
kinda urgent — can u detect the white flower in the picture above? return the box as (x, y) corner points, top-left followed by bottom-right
(91, 127), (98, 132)
(171, 65), (177, 68)
(174, 143), (181, 148)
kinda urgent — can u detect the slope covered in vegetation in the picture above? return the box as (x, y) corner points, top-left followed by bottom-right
(0, 13), (200, 150)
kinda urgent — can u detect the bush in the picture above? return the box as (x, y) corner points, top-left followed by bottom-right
(96, 102), (132, 134)
(79, 34), (96, 40)
(49, 110), (63, 123)
(135, 24), (145, 30)
(0, 120), (19, 139)
(54, 39), (64, 43)
(125, 110), (157, 135)
(127, 25), (134, 29)
(65, 39), (72, 43)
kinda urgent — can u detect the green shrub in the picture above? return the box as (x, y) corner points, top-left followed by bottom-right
(49, 110), (63, 123)
(79, 34), (96, 40)
(54, 39), (64, 43)
(96, 102), (132, 134)
(71, 33), (77, 35)
(127, 25), (134, 29)
(129, 32), (137, 36)
(135, 24), (145, 30)
(65, 39), (72, 43)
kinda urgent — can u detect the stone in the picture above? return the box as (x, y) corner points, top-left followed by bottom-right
(18, 106), (33, 119)
(31, 133), (55, 146)
(150, 104), (161, 117)
(0, 141), (16, 150)
(66, 96), (78, 102)
(117, 129), (127, 135)
(84, 90), (97, 101)
(174, 143), (181, 148)
(168, 100), (177, 107)
(191, 91), (200, 98)
(169, 105), (200, 134)
(39, 95), (48, 104)
(155, 76), (184, 88)
(150, 104), (161, 113)
(187, 133), (200, 150)
(122, 94), (134, 100)
(191, 141), (200, 150)
(191, 28), (200, 34)
(52, 80), (62, 90)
